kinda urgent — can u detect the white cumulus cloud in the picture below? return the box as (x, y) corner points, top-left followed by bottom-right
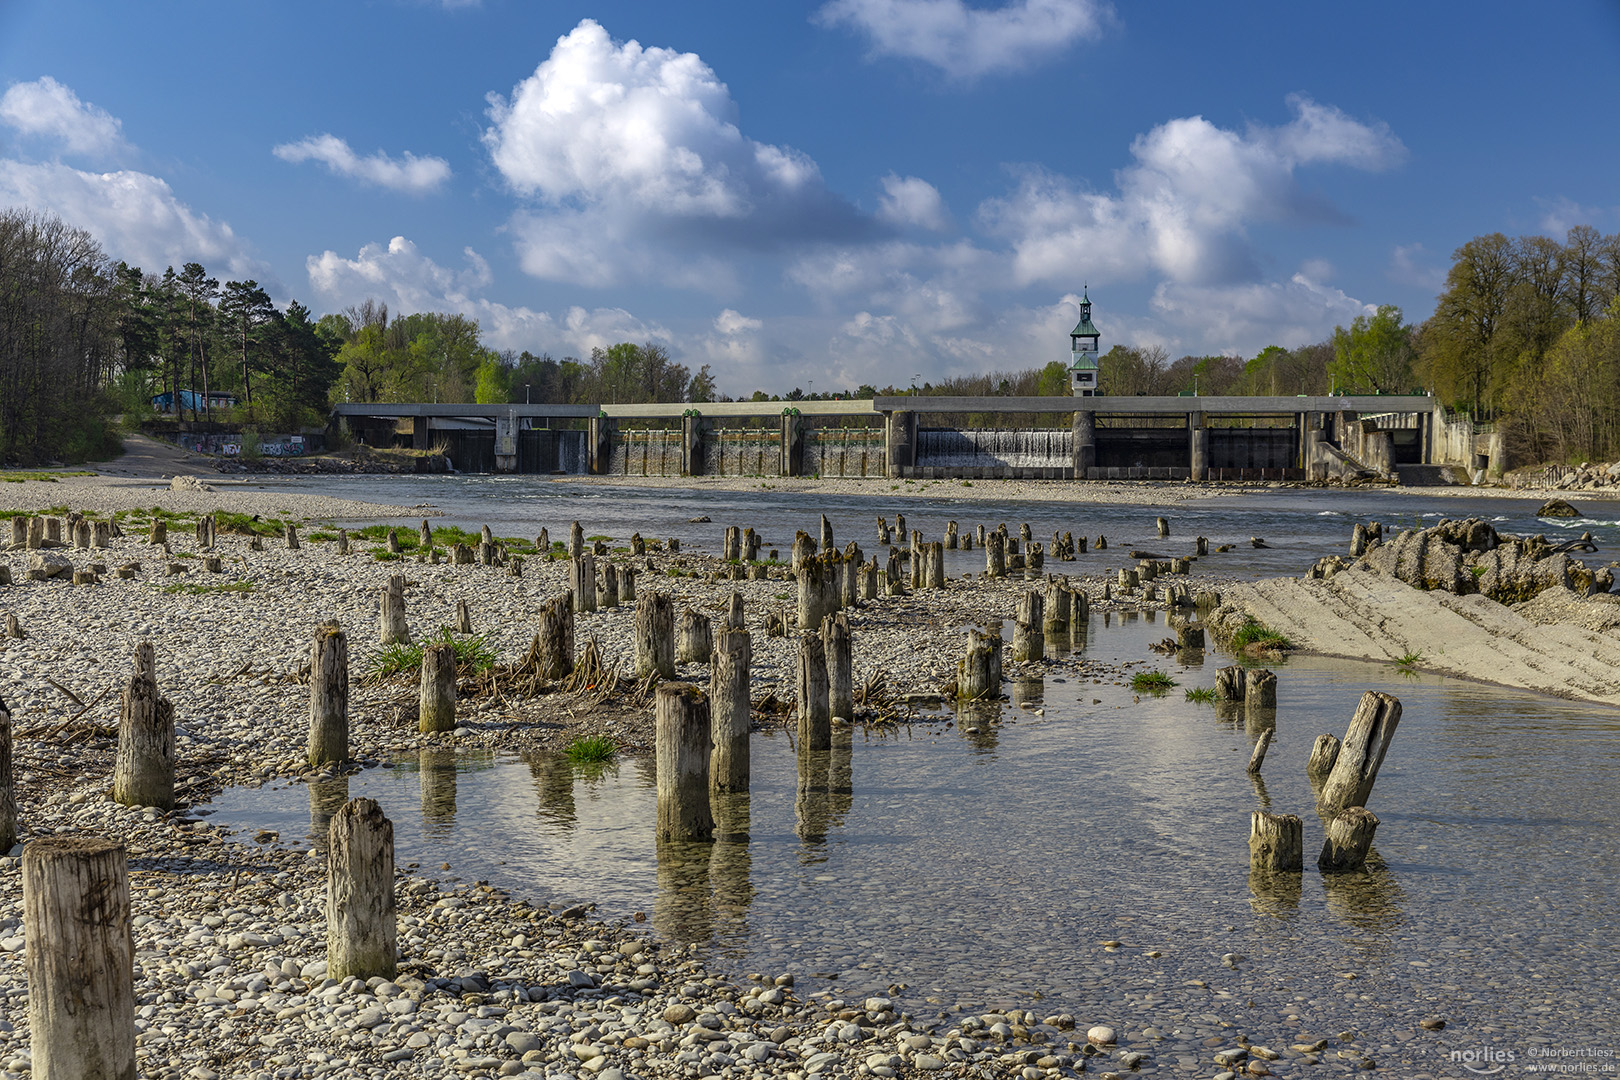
(1150, 272), (1374, 357)
(483, 19), (873, 287)
(0, 160), (269, 281)
(980, 95), (1406, 288)
(273, 134), (451, 194)
(814, 0), (1112, 78)
(878, 174), (950, 231)
(0, 76), (125, 157)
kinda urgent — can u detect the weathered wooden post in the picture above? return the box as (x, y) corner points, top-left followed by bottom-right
(1246, 728), (1274, 774)
(620, 566), (638, 601)
(1012, 590), (1045, 661)
(1157, 516), (1170, 538)
(1248, 811), (1303, 872)
(1246, 668), (1277, 707)
(1318, 807), (1380, 873)
(43, 517), (61, 543)
(417, 520), (432, 549)
(534, 594), (575, 679)
(945, 521), (959, 549)
(308, 622), (348, 768)
(337, 528), (349, 556)
(570, 553), (598, 613)
(861, 557), (880, 601)
(820, 514), (834, 553)
(1095, 534), (1107, 550)
(1195, 536), (1208, 556)
(537, 526), (550, 553)
(386, 529), (401, 554)
(985, 531), (1006, 578)
(1138, 559), (1158, 582)
(677, 609), (713, 664)
(569, 520), (584, 558)
(450, 542), (474, 565)
(1306, 733), (1341, 781)
(797, 556), (830, 630)
(656, 683), (713, 841)
(710, 626), (751, 793)
(822, 612), (853, 721)
(925, 541), (945, 589)
(0, 702), (14, 852)
(884, 548), (904, 596)
(1043, 580), (1070, 636)
(285, 522), (300, 550)
(23, 836), (135, 1080)
(1216, 665), (1246, 701)
(725, 591), (745, 629)
(599, 562), (619, 608)
(635, 590), (677, 679)
(958, 626), (1003, 700)
(146, 518), (164, 546)
(112, 660), (174, 810)
(796, 632), (831, 751)
(418, 642), (457, 733)
(723, 525), (741, 562)
(1024, 541), (1044, 578)
(895, 512), (906, 538)
(325, 798), (397, 980)
(1177, 622), (1205, 649)
(71, 519), (90, 549)
(379, 574), (410, 645)
(1319, 691), (1401, 812)
(1117, 567), (1139, 591)
(452, 599), (472, 634)
(791, 530), (816, 573)
(630, 532), (644, 556)
(8, 517), (24, 548)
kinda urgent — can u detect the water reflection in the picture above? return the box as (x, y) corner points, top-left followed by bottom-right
(525, 750), (578, 829)
(710, 793), (753, 954)
(419, 747), (458, 837)
(655, 840), (714, 942)
(308, 775), (349, 844)
(1248, 868), (1301, 919)
(1245, 706), (1277, 740)
(1248, 772), (1272, 809)
(795, 747), (831, 846)
(1323, 859), (1406, 959)
(955, 700), (1001, 752)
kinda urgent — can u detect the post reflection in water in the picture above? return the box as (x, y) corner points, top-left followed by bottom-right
(828, 730), (854, 829)
(654, 839), (714, 944)
(1176, 646), (1204, 669)
(308, 774), (350, 845)
(1249, 772), (1272, 810)
(1245, 706), (1277, 741)
(795, 746), (832, 847)
(525, 750), (578, 830)
(709, 791), (753, 952)
(1008, 677), (1044, 709)
(1248, 868), (1302, 918)
(419, 747), (458, 838)
(955, 700), (1001, 752)
(1323, 857), (1406, 944)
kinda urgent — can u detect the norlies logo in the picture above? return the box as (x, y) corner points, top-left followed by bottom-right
(1452, 1047), (1516, 1075)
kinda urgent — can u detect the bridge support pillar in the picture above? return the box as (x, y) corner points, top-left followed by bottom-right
(681, 412), (704, 476)
(1072, 410), (1095, 479)
(412, 417), (429, 451)
(588, 414), (614, 475)
(1188, 412), (1207, 480)
(886, 411), (916, 478)
(780, 413), (803, 477)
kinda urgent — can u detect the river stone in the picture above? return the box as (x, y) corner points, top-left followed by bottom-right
(27, 550), (72, 578)
(506, 1032), (541, 1054)
(1537, 498), (1581, 517)
(664, 1003), (697, 1024)
(1088, 1025), (1117, 1046)
(913, 1054), (946, 1071)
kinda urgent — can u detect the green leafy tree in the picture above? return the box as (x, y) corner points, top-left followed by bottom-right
(1330, 305), (1415, 394)
(219, 279), (275, 410)
(474, 356), (511, 404)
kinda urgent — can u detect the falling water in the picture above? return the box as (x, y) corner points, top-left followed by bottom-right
(917, 428), (1072, 469)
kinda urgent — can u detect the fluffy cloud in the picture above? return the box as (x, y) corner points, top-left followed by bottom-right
(0, 76), (125, 156)
(1387, 242), (1446, 292)
(1149, 272), (1374, 356)
(813, 0), (1111, 78)
(305, 235), (669, 357)
(980, 95), (1406, 288)
(273, 134), (451, 194)
(484, 19), (874, 287)
(0, 160), (269, 281)
(877, 174), (950, 231)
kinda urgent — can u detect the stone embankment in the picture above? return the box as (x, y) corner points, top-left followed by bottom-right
(1509, 460), (1620, 492)
(1208, 516), (1620, 704)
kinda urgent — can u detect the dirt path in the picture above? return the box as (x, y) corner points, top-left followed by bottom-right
(95, 432), (213, 480)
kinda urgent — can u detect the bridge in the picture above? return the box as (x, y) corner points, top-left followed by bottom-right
(332, 393), (1495, 481)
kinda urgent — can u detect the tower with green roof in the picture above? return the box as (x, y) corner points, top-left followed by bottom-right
(1069, 290), (1101, 396)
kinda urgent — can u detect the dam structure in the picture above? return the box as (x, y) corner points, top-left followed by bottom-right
(332, 392), (1479, 482)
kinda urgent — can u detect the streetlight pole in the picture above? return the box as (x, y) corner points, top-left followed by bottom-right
(525, 383), (531, 404)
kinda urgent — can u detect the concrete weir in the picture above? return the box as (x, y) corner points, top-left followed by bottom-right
(332, 394), (1456, 480)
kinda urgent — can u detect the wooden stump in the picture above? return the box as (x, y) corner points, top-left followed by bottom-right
(419, 520), (432, 549)
(722, 525), (741, 562)
(620, 566), (638, 601)
(1012, 590), (1045, 662)
(817, 513), (834, 553)
(1043, 580), (1070, 635)
(1216, 665), (1246, 701)
(1319, 691), (1401, 812)
(1070, 585), (1090, 626)
(43, 517), (61, 543)
(450, 543), (474, 565)
(796, 632), (831, 751)
(386, 529), (401, 554)
(958, 626), (1003, 700)
(1246, 669), (1277, 707)
(1246, 727), (1274, 774)
(0, 704), (14, 852)
(133, 640), (155, 682)
(418, 642), (457, 733)
(822, 612), (853, 721)
(534, 595), (575, 680)
(71, 570), (96, 586)
(454, 599), (473, 634)
(146, 519), (165, 546)
(791, 531), (815, 574)
(1024, 542), (1044, 578)
(1157, 516), (1170, 537)
(861, 559), (879, 601)
(710, 626), (751, 793)
(337, 529), (349, 556)
(599, 562), (619, 608)
(634, 590), (676, 679)
(945, 521), (958, 549)
(656, 683), (713, 841)
(1318, 807), (1380, 873)
(985, 532), (1006, 578)
(507, 556), (523, 578)
(1248, 811), (1303, 872)
(884, 549), (904, 597)
(1195, 536), (1209, 556)
(23, 836), (135, 1080)
(666, 537), (679, 553)
(308, 623), (349, 768)
(8, 517), (24, 548)
(797, 557), (831, 630)
(1117, 568), (1139, 591)
(72, 519), (90, 549)
(379, 574), (410, 645)
(677, 609), (713, 664)
(1138, 559), (1158, 581)
(1306, 733), (1341, 781)
(570, 553), (598, 613)
(284, 522), (299, 550)
(629, 532), (644, 556)
(113, 669), (174, 810)
(725, 591), (745, 629)
(203, 556), (221, 573)
(325, 798), (397, 980)
(924, 541), (945, 589)
(569, 521), (584, 558)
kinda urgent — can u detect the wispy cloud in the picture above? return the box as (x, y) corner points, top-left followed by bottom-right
(813, 0), (1112, 78)
(273, 134), (451, 194)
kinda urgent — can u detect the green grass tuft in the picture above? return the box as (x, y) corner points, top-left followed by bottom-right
(565, 735), (618, 764)
(1394, 650), (1424, 669)
(1230, 619), (1294, 651)
(1131, 670), (1177, 694)
(365, 627), (497, 679)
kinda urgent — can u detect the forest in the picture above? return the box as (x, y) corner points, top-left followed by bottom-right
(3, 203), (1620, 466)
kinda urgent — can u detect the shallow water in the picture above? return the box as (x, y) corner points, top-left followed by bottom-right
(207, 613), (1620, 1060)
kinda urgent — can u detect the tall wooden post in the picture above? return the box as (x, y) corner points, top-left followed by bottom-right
(635, 590), (676, 679)
(418, 643), (457, 733)
(569, 553), (597, 613)
(656, 683), (713, 841)
(112, 667), (174, 811)
(0, 703), (15, 852)
(308, 623), (348, 768)
(822, 612), (853, 721)
(326, 798), (397, 980)
(24, 836), (135, 1080)
(1319, 691), (1401, 812)
(569, 520), (584, 558)
(796, 632), (831, 751)
(379, 574), (410, 645)
(711, 627), (752, 793)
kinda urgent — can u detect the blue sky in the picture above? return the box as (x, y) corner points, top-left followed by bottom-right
(3, 1), (1618, 397)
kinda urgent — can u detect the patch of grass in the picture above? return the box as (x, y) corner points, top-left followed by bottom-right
(212, 511), (283, 537)
(565, 735), (617, 764)
(373, 550), (402, 562)
(1131, 670), (1177, 694)
(308, 530), (339, 543)
(365, 627), (497, 679)
(1184, 686), (1216, 703)
(1230, 619), (1294, 651)
(161, 581), (255, 596)
(1469, 564), (1487, 579)
(1393, 650), (1424, 671)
